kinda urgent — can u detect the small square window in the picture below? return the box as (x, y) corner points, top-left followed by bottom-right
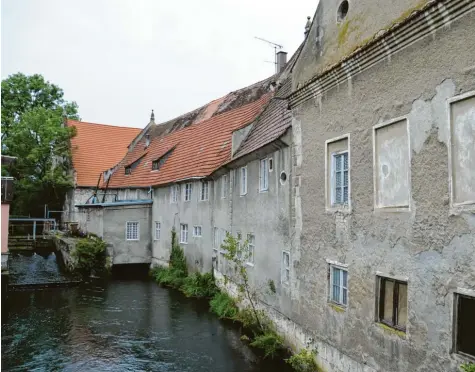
(454, 293), (475, 358)
(246, 234), (255, 265)
(180, 224), (188, 243)
(259, 159), (269, 192)
(282, 251), (290, 284)
(330, 266), (348, 306)
(126, 221), (139, 241)
(193, 225), (202, 237)
(154, 221), (161, 240)
(184, 183), (192, 201)
(377, 277), (407, 331)
(200, 181), (209, 201)
(240, 167), (247, 195)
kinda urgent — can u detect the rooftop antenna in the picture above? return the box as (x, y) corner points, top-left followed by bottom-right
(254, 36), (283, 73)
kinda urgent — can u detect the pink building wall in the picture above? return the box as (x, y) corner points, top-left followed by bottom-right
(2, 203), (10, 253)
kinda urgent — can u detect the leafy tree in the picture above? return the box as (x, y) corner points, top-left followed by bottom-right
(1, 73), (79, 216)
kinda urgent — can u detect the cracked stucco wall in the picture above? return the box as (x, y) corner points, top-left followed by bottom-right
(289, 9), (475, 372)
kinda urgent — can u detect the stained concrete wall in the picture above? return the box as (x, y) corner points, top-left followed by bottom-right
(103, 204), (152, 264)
(289, 9), (475, 372)
(151, 180), (214, 272)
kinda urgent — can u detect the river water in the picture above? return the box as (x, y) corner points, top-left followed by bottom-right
(2, 250), (292, 372)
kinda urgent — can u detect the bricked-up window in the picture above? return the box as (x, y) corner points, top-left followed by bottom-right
(378, 277), (407, 331)
(454, 293), (475, 357)
(126, 221), (139, 241)
(200, 181), (209, 201)
(184, 183), (192, 201)
(180, 224), (188, 243)
(154, 222), (160, 240)
(330, 265), (348, 306)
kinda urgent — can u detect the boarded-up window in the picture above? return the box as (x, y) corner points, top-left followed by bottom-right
(449, 93), (475, 207)
(374, 118), (410, 209)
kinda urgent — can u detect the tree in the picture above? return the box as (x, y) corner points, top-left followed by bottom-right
(1, 73), (79, 216)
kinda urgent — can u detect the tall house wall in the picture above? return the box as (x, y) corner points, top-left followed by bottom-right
(290, 5), (475, 372)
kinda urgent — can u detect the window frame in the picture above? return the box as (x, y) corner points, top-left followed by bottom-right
(269, 158), (274, 172)
(282, 251), (290, 285)
(221, 174), (228, 199)
(246, 233), (255, 266)
(193, 225), (202, 237)
(125, 221), (139, 241)
(325, 134), (351, 212)
(154, 221), (161, 240)
(240, 166), (248, 196)
(453, 290), (475, 359)
(259, 158), (269, 192)
(331, 150), (349, 206)
(152, 159), (159, 170)
(200, 180), (209, 201)
(170, 184), (178, 203)
(377, 276), (408, 332)
(329, 264), (348, 307)
(184, 183), (192, 202)
(180, 223), (188, 244)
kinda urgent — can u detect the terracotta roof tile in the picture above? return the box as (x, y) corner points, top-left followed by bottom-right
(68, 120), (141, 187)
(105, 94), (272, 188)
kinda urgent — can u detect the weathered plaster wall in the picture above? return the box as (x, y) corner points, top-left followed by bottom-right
(151, 180), (214, 272)
(64, 187), (94, 225)
(103, 204), (152, 264)
(290, 10), (475, 372)
(76, 207), (104, 238)
(293, 0), (429, 88)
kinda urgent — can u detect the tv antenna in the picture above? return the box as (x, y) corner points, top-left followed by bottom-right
(254, 36), (283, 73)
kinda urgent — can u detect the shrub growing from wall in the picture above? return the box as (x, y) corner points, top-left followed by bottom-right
(71, 236), (108, 276)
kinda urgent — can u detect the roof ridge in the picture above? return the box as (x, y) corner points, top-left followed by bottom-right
(67, 119), (142, 130)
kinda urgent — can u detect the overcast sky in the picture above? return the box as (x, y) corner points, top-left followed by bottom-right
(2, 0), (317, 128)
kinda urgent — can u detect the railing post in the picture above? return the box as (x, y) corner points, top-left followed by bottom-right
(33, 220), (36, 241)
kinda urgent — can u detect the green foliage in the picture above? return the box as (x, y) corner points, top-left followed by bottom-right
(72, 236), (108, 275)
(249, 331), (284, 359)
(286, 349), (319, 372)
(461, 363), (475, 372)
(209, 291), (239, 319)
(1, 73), (79, 216)
(181, 272), (217, 298)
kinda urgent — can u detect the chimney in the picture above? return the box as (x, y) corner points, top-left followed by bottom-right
(276, 51), (287, 73)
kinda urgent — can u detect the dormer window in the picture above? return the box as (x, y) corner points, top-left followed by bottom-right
(151, 147), (175, 171)
(145, 134), (150, 148)
(125, 166), (131, 175)
(152, 159), (159, 170)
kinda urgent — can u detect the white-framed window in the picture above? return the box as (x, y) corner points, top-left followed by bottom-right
(126, 221), (139, 241)
(330, 265), (348, 306)
(213, 227), (220, 254)
(180, 223), (188, 243)
(246, 233), (255, 265)
(221, 174), (228, 199)
(240, 166), (247, 195)
(269, 158), (273, 172)
(170, 184), (178, 203)
(200, 181), (209, 201)
(184, 183), (192, 201)
(259, 158), (269, 191)
(154, 221), (160, 240)
(282, 251), (290, 284)
(193, 225), (202, 237)
(332, 151), (349, 205)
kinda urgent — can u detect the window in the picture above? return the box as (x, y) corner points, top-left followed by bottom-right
(330, 266), (348, 306)
(269, 158), (273, 172)
(282, 251), (290, 284)
(213, 227), (220, 253)
(125, 166), (131, 175)
(337, 0), (349, 22)
(126, 221), (139, 241)
(326, 136), (350, 210)
(240, 167), (247, 195)
(378, 277), (407, 331)
(221, 174), (228, 199)
(260, 159), (269, 192)
(246, 234), (255, 265)
(193, 225), (202, 237)
(454, 293), (475, 358)
(154, 222), (161, 240)
(152, 159), (159, 170)
(184, 183), (192, 201)
(332, 152), (349, 205)
(200, 181), (209, 201)
(170, 185), (178, 203)
(236, 232), (242, 259)
(180, 224), (188, 243)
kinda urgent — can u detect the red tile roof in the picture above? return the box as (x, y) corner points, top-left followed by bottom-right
(68, 120), (142, 187)
(105, 94), (272, 188)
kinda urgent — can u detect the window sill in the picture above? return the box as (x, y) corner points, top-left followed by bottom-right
(180, 242), (188, 245)
(328, 302), (347, 313)
(126, 239), (139, 242)
(326, 205), (351, 214)
(240, 193), (247, 197)
(454, 351), (475, 363)
(199, 199), (209, 202)
(376, 322), (406, 339)
(245, 262), (254, 267)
